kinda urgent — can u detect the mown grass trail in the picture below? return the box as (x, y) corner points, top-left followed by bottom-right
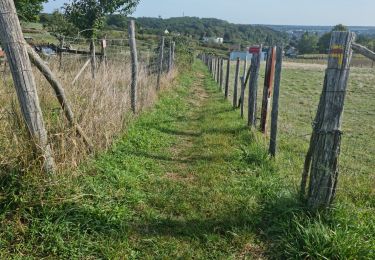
(1, 61), (373, 259)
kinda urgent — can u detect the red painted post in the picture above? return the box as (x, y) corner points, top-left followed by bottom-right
(260, 46), (276, 133)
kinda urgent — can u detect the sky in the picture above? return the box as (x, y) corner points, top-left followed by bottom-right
(43, 0), (375, 26)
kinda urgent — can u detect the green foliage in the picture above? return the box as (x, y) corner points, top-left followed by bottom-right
(318, 24), (349, 53)
(40, 11), (79, 37)
(15, 0), (47, 21)
(64, 0), (139, 38)
(298, 32), (319, 54)
(105, 16), (288, 45)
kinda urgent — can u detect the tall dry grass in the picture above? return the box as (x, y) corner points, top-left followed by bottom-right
(0, 54), (177, 173)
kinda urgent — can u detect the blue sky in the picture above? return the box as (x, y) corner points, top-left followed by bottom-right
(43, 0), (375, 26)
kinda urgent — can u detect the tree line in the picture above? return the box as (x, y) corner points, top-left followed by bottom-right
(290, 24), (375, 54)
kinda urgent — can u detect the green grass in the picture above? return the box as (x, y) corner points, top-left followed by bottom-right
(0, 61), (374, 258)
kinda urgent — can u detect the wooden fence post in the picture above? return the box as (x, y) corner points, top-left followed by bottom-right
(225, 58), (230, 98)
(242, 58), (248, 78)
(260, 46), (276, 133)
(172, 41), (175, 67)
(213, 57), (217, 79)
(168, 40), (173, 72)
(301, 32), (355, 210)
(59, 36), (64, 70)
(100, 36), (107, 69)
(216, 57), (220, 84)
(156, 36), (165, 91)
(233, 58), (240, 108)
(0, 0), (55, 172)
(220, 58), (224, 90)
(240, 76), (245, 117)
(248, 45), (262, 127)
(128, 20), (138, 113)
(269, 46), (283, 157)
(90, 39), (96, 80)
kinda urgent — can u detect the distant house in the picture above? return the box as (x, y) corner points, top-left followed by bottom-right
(203, 37), (224, 44)
(164, 29), (170, 35)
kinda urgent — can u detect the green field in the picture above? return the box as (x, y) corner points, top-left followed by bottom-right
(0, 60), (373, 258)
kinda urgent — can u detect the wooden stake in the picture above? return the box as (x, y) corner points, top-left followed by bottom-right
(302, 32), (355, 210)
(220, 58), (224, 89)
(168, 40), (172, 72)
(128, 20), (138, 113)
(225, 58), (230, 98)
(269, 46), (283, 157)
(260, 46), (276, 133)
(248, 45), (263, 127)
(233, 58), (240, 108)
(90, 39), (96, 80)
(72, 58), (91, 85)
(156, 36), (165, 91)
(59, 36), (64, 70)
(0, 0), (55, 172)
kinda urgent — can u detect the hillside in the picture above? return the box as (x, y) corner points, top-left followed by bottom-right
(106, 15), (289, 45)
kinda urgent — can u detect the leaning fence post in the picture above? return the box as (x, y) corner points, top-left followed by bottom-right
(233, 58), (240, 108)
(269, 46), (283, 157)
(128, 20), (138, 113)
(301, 32), (355, 210)
(260, 46), (276, 133)
(156, 36), (165, 91)
(90, 38), (96, 80)
(225, 58), (230, 98)
(0, 0), (55, 172)
(248, 45), (263, 127)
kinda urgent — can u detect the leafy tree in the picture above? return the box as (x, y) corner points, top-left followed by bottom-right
(15, 0), (47, 21)
(64, 0), (139, 38)
(43, 11), (79, 37)
(298, 32), (319, 54)
(318, 24), (348, 53)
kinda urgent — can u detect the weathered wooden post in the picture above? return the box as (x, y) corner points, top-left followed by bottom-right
(260, 46), (276, 133)
(0, 0), (55, 172)
(59, 35), (64, 70)
(172, 41), (176, 67)
(220, 58), (224, 90)
(100, 36), (107, 69)
(239, 58), (249, 117)
(90, 38), (96, 80)
(248, 45), (262, 127)
(225, 58), (230, 98)
(269, 46), (283, 157)
(233, 58), (240, 108)
(156, 36), (165, 91)
(242, 58), (248, 78)
(128, 20), (138, 113)
(217, 57), (221, 84)
(168, 40), (173, 72)
(301, 32), (355, 210)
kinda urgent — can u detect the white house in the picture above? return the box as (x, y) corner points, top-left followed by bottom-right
(203, 37), (224, 44)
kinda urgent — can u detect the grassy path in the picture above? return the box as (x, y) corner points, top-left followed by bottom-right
(1, 61), (373, 259)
